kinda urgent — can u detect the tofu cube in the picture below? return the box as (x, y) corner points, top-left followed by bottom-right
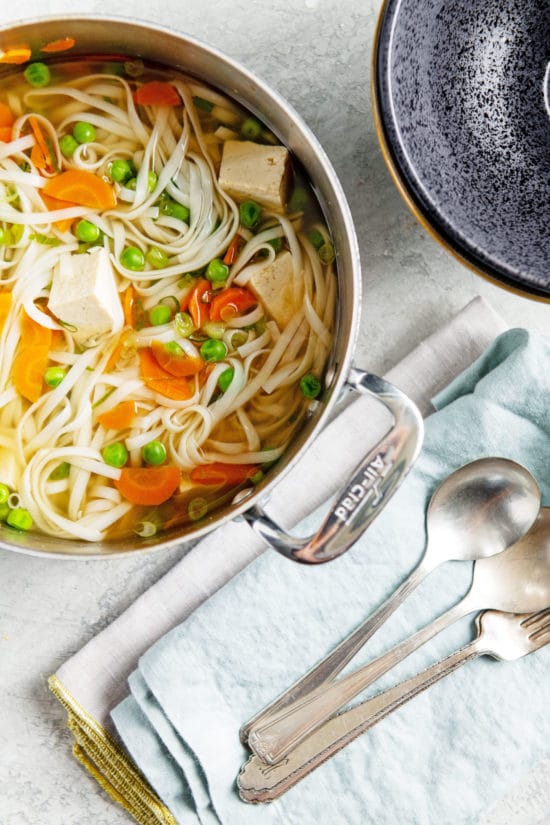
(48, 248), (124, 346)
(218, 140), (290, 211)
(248, 250), (302, 328)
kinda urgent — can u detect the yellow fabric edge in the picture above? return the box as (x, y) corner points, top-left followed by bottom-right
(48, 674), (179, 825)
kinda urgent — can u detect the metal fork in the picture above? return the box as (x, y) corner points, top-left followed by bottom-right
(238, 608), (550, 803)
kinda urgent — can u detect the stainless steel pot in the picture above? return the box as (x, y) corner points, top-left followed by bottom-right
(0, 16), (423, 561)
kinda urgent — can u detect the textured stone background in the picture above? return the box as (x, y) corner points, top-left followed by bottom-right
(0, 2), (548, 824)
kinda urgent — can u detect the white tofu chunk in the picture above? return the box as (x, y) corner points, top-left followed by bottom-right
(218, 140), (290, 211)
(248, 250), (303, 328)
(48, 248), (124, 346)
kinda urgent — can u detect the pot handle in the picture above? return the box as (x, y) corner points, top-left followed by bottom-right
(242, 368), (423, 563)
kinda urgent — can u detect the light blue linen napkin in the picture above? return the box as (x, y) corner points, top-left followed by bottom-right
(111, 328), (550, 825)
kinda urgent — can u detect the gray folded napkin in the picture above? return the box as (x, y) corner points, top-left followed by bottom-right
(53, 297), (544, 825)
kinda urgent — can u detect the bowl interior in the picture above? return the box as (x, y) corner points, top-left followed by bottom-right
(375, 0), (550, 298)
(0, 16), (361, 557)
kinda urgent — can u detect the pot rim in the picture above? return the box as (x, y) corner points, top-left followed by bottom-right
(0, 14), (362, 559)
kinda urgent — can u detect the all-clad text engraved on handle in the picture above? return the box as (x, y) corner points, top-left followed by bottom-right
(334, 454), (394, 524)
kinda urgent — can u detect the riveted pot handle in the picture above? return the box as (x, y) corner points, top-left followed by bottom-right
(242, 369), (423, 564)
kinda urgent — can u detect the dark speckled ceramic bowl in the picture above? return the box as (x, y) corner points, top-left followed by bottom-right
(372, 0), (550, 300)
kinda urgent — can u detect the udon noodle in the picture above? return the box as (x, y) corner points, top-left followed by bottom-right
(0, 58), (336, 543)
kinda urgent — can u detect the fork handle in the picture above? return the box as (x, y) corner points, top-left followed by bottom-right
(240, 559), (433, 743)
(247, 597), (473, 764)
(239, 638), (484, 803)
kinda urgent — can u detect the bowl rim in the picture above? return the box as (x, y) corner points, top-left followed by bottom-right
(370, 0), (550, 304)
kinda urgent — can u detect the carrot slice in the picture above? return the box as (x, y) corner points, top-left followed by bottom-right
(0, 125), (12, 142)
(134, 81), (181, 107)
(20, 310), (53, 348)
(0, 103), (13, 128)
(104, 329), (136, 373)
(190, 462), (259, 486)
(29, 116), (58, 174)
(181, 278), (211, 329)
(97, 400), (137, 430)
(43, 169), (117, 210)
(115, 466), (182, 505)
(209, 287), (257, 322)
(41, 37), (76, 53)
(12, 343), (50, 402)
(223, 234), (244, 265)
(151, 339), (204, 377)
(0, 46), (31, 65)
(40, 192), (76, 232)
(0, 291), (12, 331)
(139, 347), (193, 400)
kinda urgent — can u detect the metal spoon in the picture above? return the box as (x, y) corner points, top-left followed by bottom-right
(248, 501), (550, 765)
(241, 457), (540, 743)
(239, 603), (550, 802)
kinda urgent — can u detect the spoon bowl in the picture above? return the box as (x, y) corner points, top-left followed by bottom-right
(424, 456), (542, 564)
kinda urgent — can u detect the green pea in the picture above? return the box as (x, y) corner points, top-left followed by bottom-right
(308, 228), (325, 250)
(145, 246), (169, 270)
(300, 373), (322, 399)
(24, 62), (51, 88)
(147, 171), (158, 192)
(0, 502), (9, 522)
(120, 246), (145, 271)
(49, 462), (70, 480)
(170, 202), (190, 222)
(205, 257), (229, 283)
(75, 220), (101, 243)
(148, 304), (172, 326)
(240, 118), (262, 140)
(250, 470), (264, 485)
(125, 177), (137, 191)
(109, 158), (133, 183)
(239, 200), (262, 229)
(72, 121), (96, 144)
(44, 366), (66, 388)
(173, 311), (194, 338)
(141, 440), (166, 466)
(59, 134), (78, 158)
(0, 483), (10, 504)
(200, 338), (228, 362)
(159, 196), (190, 222)
(6, 508), (33, 531)
(102, 442), (128, 468)
(218, 367), (234, 393)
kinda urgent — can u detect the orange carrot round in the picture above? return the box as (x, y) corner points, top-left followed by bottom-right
(115, 466), (182, 505)
(0, 103), (14, 128)
(134, 81), (181, 107)
(12, 344), (50, 403)
(151, 339), (204, 377)
(41, 37), (76, 54)
(43, 169), (117, 210)
(190, 462), (259, 486)
(139, 347), (193, 400)
(97, 400), (137, 430)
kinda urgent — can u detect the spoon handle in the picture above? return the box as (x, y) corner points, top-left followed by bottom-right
(239, 637), (483, 803)
(240, 559), (433, 743)
(247, 597), (472, 764)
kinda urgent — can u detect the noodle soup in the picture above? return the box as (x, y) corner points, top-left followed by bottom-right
(0, 57), (336, 543)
